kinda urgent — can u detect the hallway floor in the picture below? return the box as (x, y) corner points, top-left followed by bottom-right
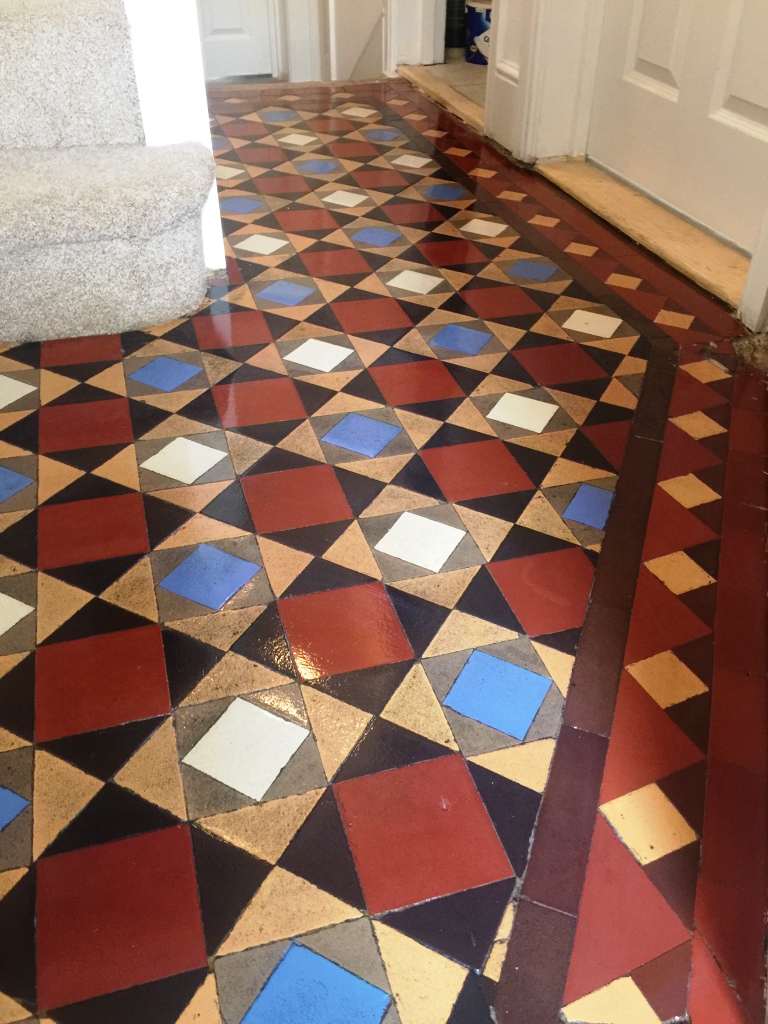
(0, 81), (765, 1024)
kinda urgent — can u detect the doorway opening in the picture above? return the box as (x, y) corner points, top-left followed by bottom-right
(196, 0), (284, 84)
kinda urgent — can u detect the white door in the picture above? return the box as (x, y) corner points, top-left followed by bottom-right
(197, 0), (274, 80)
(329, 0), (386, 81)
(588, 0), (768, 253)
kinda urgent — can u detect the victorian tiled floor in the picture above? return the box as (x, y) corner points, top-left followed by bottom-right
(0, 80), (765, 1024)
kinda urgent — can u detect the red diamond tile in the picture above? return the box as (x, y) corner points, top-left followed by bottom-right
(624, 568), (710, 664)
(460, 285), (542, 320)
(219, 122), (268, 138)
(383, 202), (445, 225)
(38, 398), (134, 453)
(36, 826), (207, 1009)
(562, 816), (690, 1004)
(416, 240), (486, 266)
(275, 209), (340, 232)
(300, 248), (372, 278)
(35, 626), (170, 741)
(335, 754), (513, 914)
(421, 439), (533, 502)
(331, 298), (413, 335)
(212, 377), (307, 427)
(40, 335), (122, 367)
(351, 169), (409, 189)
(489, 547), (594, 636)
(370, 360), (465, 407)
(236, 146), (286, 164)
(255, 174), (312, 195)
(328, 142), (378, 158)
(514, 343), (609, 385)
(242, 464), (352, 533)
(38, 492), (149, 569)
(279, 582), (413, 680)
(193, 311), (274, 350)
(599, 673), (704, 803)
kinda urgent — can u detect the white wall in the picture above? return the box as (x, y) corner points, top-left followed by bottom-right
(123, 0), (226, 270)
(386, 0), (445, 71)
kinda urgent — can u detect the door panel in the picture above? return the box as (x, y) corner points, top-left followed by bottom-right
(589, 0), (768, 251)
(198, 0), (273, 80)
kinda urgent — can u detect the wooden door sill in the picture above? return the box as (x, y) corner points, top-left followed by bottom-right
(398, 65), (484, 133)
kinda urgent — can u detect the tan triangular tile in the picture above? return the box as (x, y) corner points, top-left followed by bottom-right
(454, 506), (511, 560)
(470, 739), (556, 793)
(0, 867), (26, 902)
(373, 921), (467, 1024)
(0, 511), (31, 533)
(38, 370), (78, 405)
(302, 687), (371, 778)
(0, 989), (30, 1023)
(395, 409), (442, 448)
(517, 492), (579, 544)
(324, 522), (381, 579)
(143, 317), (188, 337)
(546, 390), (595, 425)
(0, 556), (30, 578)
(447, 399), (496, 436)
(168, 606), (265, 651)
(156, 514), (249, 549)
(37, 573), (92, 642)
(424, 611), (518, 657)
(218, 867), (361, 954)
(507, 428), (575, 456)
(297, 371), (361, 392)
(0, 653), (26, 679)
(0, 441), (30, 459)
(342, 454), (413, 483)
(247, 345), (288, 375)
(200, 790), (324, 864)
(550, 296), (592, 312)
(530, 315), (571, 340)
(0, 356), (31, 373)
(33, 751), (102, 858)
(601, 378), (638, 409)
(355, 273), (391, 297)
(471, 374), (531, 398)
(278, 420), (326, 462)
(389, 566), (479, 609)
(37, 456), (83, 504)
(315, 279), (351, 302)
(226, 432), (271, 474)
(350, 336), (389, 367)
(101, 557), (159, 621)
(583, 336), (637, 355)
(132, 338), (191, 358)
(395, 332), (435, 359)
(140, 414), (217, 439)
(258, 537), (314, 596)
(382, 664), (457, 749)
(360, 485), (439, 518)
(541, 458), (614, 488)
(92, 446), (140, 490)
(152, 481), (232, 512)
(531, 641), (575, 697)
(183, 651), (291, 706)
(448, 352), (506, 373)
(87, 363), (126, 396)
(0, 412), (31, 433)
(176, 974), (222, 1024)
(0, 727), (28, 753)
(138, 389), (206, 413)
(114, 719), (186, 819)
(202, 353), (241, 386)
(225, 284), (258, 310)
(315, 392), (382, 416)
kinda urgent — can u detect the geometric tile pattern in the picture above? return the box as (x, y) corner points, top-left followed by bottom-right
(0, 78), (760, 1024)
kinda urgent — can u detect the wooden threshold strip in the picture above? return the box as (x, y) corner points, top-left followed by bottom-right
(397, 64), (485, 134)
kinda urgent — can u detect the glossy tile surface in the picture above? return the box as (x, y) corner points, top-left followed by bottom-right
(0, 79), (763, 1024)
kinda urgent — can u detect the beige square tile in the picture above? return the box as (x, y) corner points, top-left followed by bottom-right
(681, 359), (732, 383)
(645, 551), (715, 594)
(470, 167), (496, 179)
(529, 215), (559, 227)
(565, 242), (598, 256)
(601, 783), (697, 864)
(671, 411), (727, 439)
(606, 273), (642, 290)
(655, 309), (695, 329)
(627, 650), (708, 707)
(658, 473), (719, 508)
(499, 190), (526, 202)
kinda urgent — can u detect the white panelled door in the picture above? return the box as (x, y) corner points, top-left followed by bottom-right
(589, 0), (768, 252)
(197, 0), (274, 80)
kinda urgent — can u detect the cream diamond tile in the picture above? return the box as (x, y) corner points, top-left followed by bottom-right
(0, 592), (33, 637)
(285, 339), (355, 372)
(0, 376), (36, 410)
(486, 393), (558, 432)
(658, 473), (719, 508)
(462, 218), (507, 237)
(280, 133), (317, 146)
(387, 270), (443, 295)
(140, 437), (228, 485)
(562, 310), (623, 338)
(235, 234), (290, 255)
(392, 154), (433, 169)
(601, 783), (697, 865)
(374, 512), (466, 573)
(645, 551), (715, 594)
(671, 411), (727, 439)
(627, 650), (708, 707)
(323, 190), (367, 208)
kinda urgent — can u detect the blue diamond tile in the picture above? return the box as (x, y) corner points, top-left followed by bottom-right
(352, 227), (402, 247)
(244, 944), (390, 1024)
(211, 136), (228, 151)
(262, 111), (296, 122)
(300, 160), (340, 174)
(0, 466), (33, 504)
(322, 413), (402, 457)
(258, 281), (316, 307)
(564, 483), (614, 530)
(129, 357), (203, 393)
(366, 129), (400, 141)
(431, 323), (492, 355)
(159, 544), (260, 611)
(444, 650), (551, 740)
(0, 786), (29, 832)
(507, 259), (557, 282)
(424, 184), (465, 201)
(220, 197), (264, 214)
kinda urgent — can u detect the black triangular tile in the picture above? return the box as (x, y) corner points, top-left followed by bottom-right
(263, 520), (350, 556)
(232, 603), (296, 676)
(532, 627), (582, 655)
(40, 600), (151, 647)
(215, 362), (278, 386)
(456, 567), (523, 631)
(386, 588), (449, 658)
(293, 379), (339, 417)
(643, 842), (700, 930)
(6, 341), (40, 367)
(190, 825), (271, 955)
(458, 491), (537, 526)
(45, 444), (126, 473)
(334, 466), (385, 516)
(143, 493), (194, 548)
(333, 718), (448, 782)
(302, 306), (344, 333)
(201, 481), (254, 531)
(0, 508), (37, 569)
(657, 761), (708, 834)
(128, 397), (170, 438)
(243, 447), (318, 476)
(554, 378), (610, 401)
(41, 473), (133, 506)
(46, 554), (143, 595)
(438, 293), (483, 318)
(46, 382), (117, 406)
(178, 390), (222, 428)
(422, 423), (489, 449)
(444, 364), (486, 395)
(489, 353), (539, 386)
(44, 783), (181, 856)
(581, 347), (624, 375)
(382, 878), (514, 970)
(447, 972), (495, 1024)
(684, 539), (720, 579)
(399, 398), (465, 420)
(389, 456), (445, 501)
(0, 412), (38, 453)
(339, 370), (387, 405)
(39, 717), (165, 782)
(584, 402), (634, 427)
(679, 584), (717, 629)
(279, 789), (366, 908)
(49, 968), (209, 1024)
(0, 654), (34, 742)
(368, 348), (422, 367)
(283, 559), (375, 598)
(356, 328), (412, 346)
(310, 661), (413, 714)
(46, 360), (119, 384)
(503, 444), (556, 489)
(666, 691), (711, 755)
(231, 420), (305, 446)
(0, 865), (35, 1005)
(467, 762), (540, 875)
(560, 432), (619, 473)
(162, 629), (223, 707)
